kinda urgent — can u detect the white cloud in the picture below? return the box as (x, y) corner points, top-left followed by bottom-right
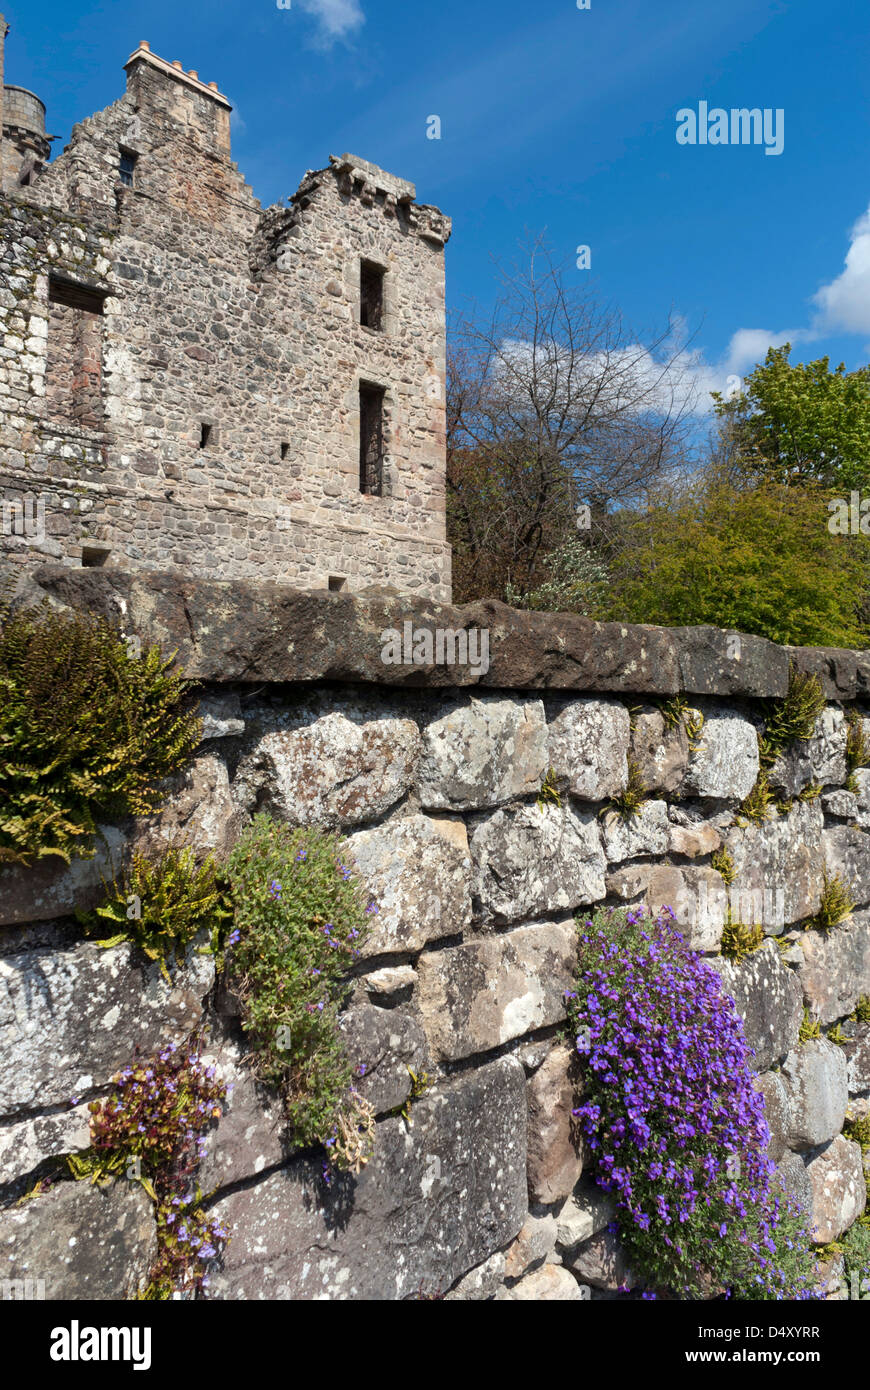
(296, 0), (365, 44)
(813, 204), (870, 334)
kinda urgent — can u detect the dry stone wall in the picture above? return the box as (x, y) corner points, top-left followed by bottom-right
(1, 574), (869, 1299)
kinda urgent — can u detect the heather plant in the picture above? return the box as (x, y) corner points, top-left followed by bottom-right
(224, 815), (375, 1171)
(68, 1042), (228, 1299)
(0, 595), (200, 866)
(76, 846), (232, 980)
(567, 905), (819, 1300)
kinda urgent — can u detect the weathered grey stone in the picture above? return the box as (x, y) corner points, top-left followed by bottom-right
(231, 712), (420, 829)
(503, 1211), (558, 1279)
(198, 692), (245, 741)
(804, 1135), (867, 1244)
(526, 1042), (584, 1205)
(346, 813), (472, 956)
(668, 820), (722, 859)
(753, 1071), (790, 1165)
(643, 866), (728, 952)
(841, 1022), (870, 1095)
(547, 698), (630, 800)
(680, 706), (759, 801)
(725, 801), (825, 928)
(852, 769), (870, 830)
(556, 1179), (617, 1251)
(793, 913), (870, 1026)
(672, 626), (789, 699)
(0, 1179), (156, 1299)
(600, 800), (669, 864)
(415, 696), (548, 810)
(822, 789), (858, 819)
(711, 941), (803, 1072)
(205, 1055), (528, 1300)
(469, 803), (606, 924)
(629, 706), (689, 795)
(444, 1251), (505, 1301)
(824, 825), (870, 909)
(0, 1103), (92, 1186)
(360, 965), (417, 1007)
(563, 1227), (636, 1292)
(769, 708), (848, 797)
(785, 646), (858, 701)
(415, 919), (576, 1062)
(0, 939), (214, 1113)
(0, 824), (127, 927)
(498, 1263), (585, 1300)
(338, 1004), (427, 1114)
(198, 1037), (289, 1194)
(605, 863), (653, 902)
(781, 1040), (849, 1150)
(132, 751), (236, 857)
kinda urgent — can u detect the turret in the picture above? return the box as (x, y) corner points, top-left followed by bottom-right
(0, 15), (54, 189)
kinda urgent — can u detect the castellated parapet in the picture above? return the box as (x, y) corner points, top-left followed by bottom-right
(0, 27), (452, 599)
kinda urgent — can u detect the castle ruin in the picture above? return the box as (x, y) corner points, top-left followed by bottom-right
(0, 21), (452, 600)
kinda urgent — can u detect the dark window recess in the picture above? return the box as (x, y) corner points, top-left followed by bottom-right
(359, 384), (385, 495)
(360, 261), (385, 331)
(81, 546), (110, 568)
(199, 423), (213, 449)
(45, 278), (105, 429)
(280, 442), (290, 460)
(328, 576), (347, 592)
(119, 150), (137, 187)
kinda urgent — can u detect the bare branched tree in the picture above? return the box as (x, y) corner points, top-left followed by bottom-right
(447, 235), (699, 602)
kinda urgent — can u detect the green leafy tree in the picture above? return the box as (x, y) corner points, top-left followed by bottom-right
(600, 475), (870, 647)
(713, 345), (870, 489)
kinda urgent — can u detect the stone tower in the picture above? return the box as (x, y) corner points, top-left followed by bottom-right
(0, 32), (452, 600)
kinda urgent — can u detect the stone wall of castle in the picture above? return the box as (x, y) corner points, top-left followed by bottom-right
(0, 41), (451, 600)
(0, 573), (867, 1300)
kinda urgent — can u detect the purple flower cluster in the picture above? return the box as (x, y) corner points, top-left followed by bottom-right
(568, 906), (819, 1300)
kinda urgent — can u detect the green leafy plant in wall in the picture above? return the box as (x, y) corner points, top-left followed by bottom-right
(76, 846), (232, 981)
(811, 873), (855, 931)
(224, 815), (375, 1175)
(0, 595), (200, 866)
(799, 1008), (821, 1043)
(738, 668), (826, 827)
(854, 996), (870, 1024)
(604, 757), (648, 820)
(536, 767), (562, 811)
(720, 918), (764, 963)
(711, 846), (736, 885)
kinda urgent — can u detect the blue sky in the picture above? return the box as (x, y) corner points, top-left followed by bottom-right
(7, 0), (870, 411)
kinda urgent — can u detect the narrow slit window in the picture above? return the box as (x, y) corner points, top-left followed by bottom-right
(359, 384), (385, 496)
(199, 423), (212, 449)
(280, 442), (290, 460)
(119, 149), (137, 188)
(360, 261), (385, 331)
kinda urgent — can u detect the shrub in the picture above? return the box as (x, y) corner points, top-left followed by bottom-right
(68, 1042), (229, 1299)
(0, 597), (200, 866)
(567, 905), (819, 1299)
(76, 846), (231, 980)
(224, 815), (375, 1169)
